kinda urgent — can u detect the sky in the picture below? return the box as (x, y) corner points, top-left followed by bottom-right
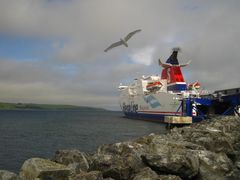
(0, 0), (239, 110)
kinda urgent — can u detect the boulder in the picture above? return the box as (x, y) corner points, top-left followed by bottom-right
(19, 157), (70, 180)
(130, 167), (182, 180)
(158, 175), (182, 180)
(141, 151), (199, 179)
(138, 135), (200, 179)
(90, 141), (146, 180)
(197, 150), (235, 180)
(0, 170), (19, 180)
(89, 133), (204, 179)
(52, 149), (90, 174)
(170, 116), (240, 160)
(130, 167), (159, 180)
(176, 128), (234, 155)
(70, 171), (103, 180)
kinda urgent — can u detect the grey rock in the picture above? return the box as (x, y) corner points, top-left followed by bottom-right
(130, 167), (182, 180)
(53, 149), (90, 174)
(0, 170), (19, 180)
(67, 163), (83, 176)
(158, 175), (182, 180)
(197, 150), (234, 180)
(137, 135), (199, 179)
(236, 161), (240, 169)
(131, 167), (159, 180)
(170, 116), (240, 160)
(19, 157), (70, 180)
(90, 141), (146, 180)
(141, 150), (199, 179)
(171, 127), (234, 155)
(70, 171), (103, 180)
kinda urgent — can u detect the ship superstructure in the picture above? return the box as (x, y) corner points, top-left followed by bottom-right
(118, 48), (240, 125)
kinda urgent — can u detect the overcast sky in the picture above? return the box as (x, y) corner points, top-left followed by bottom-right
(0, 0), (239, 110)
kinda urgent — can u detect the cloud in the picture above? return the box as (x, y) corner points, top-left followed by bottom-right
(129, 47), (155, 66)
(0, 0), (239, 110)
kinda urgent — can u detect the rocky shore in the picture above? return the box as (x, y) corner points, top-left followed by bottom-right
(1, 116), (240, 180)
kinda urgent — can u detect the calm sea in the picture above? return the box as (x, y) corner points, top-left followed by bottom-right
(0, 110), (166, 172)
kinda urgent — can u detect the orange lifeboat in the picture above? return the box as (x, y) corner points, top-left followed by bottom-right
(188, 82), (201, 90)
(146, 81), (162, 92)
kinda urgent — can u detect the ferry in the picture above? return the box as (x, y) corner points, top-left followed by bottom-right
(118, 48), (240, 125)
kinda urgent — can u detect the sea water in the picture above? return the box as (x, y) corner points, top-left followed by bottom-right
(0, 110), (166, 172)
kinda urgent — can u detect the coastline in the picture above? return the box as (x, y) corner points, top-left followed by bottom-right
(1, 116), (240, 180)
(0, 102), (106, 111)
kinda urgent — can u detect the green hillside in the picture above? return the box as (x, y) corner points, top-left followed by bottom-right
(0, 102), (105, 111)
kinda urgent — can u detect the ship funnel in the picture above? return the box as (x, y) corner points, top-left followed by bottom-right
(166, 47), (181, 65)
(161, 47), (188, 91)
(172, 47), (181, 52)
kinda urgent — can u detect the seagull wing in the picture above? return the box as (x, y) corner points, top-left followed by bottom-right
(104, 40), (123, 52)
(124, 29), (141, 42)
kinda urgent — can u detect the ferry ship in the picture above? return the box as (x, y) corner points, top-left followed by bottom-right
(118, 48), (240, 125)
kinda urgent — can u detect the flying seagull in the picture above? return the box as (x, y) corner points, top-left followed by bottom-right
(104, 29), (141, 52)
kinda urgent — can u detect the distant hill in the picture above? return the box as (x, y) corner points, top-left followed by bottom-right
(0, 102), (106, 111)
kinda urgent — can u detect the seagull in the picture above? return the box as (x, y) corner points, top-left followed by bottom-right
(104, 29), (141, 52)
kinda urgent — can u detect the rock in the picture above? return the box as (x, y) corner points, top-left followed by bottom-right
(52, 149), (90, 174)
(197, 150), (234, 180)
(70, 171), (103, 180)
(90, 132), (204, 179)
(236, 161), (240, 169)
(187, 129), (234, 155)
(0, 170), (19, 180)
(90, 141), (146, 180)
(90, 153), (142, 180)
(170, 116), (240, 160)
(166, 116), (240, 179)
(130, 167), (182, 180)
(158, 175), (182, 180)
(141, 151), (199, 179)
(138, 135), (199, 179)
(171, 126), (234, 155)
(19, 157), (70, 180)
(130, 167), (159, 180)
(67, 162), (86, 176)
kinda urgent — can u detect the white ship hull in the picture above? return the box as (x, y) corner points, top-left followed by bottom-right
(118, 48), (188, 123)
(119, 78), (184, 122)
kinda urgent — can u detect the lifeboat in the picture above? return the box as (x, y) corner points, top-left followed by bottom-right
(146, 81), (162, 92)
(188, 82), (201, 90)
